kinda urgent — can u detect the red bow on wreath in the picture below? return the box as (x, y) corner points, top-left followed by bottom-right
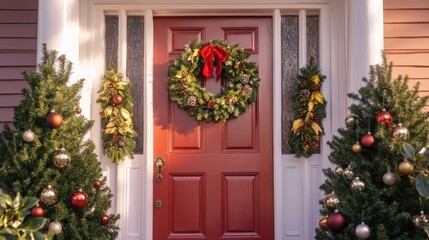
(199, 43), (228, 78)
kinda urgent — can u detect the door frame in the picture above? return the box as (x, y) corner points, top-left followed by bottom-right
(82, 1), (344, 239)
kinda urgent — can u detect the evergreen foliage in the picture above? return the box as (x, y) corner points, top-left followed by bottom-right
(315, 54), (429, 239)
(0, 45), (119, 239)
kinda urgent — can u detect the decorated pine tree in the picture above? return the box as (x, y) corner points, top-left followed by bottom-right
(315, 54), (429, 239)
(0, 45), (119, 239)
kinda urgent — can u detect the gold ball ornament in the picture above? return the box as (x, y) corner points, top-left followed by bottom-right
(398, 159), (414, 175)
(76, 106), (82, 114)
(324, 192), (339, 211)
(351, 177), (365, 191)
(46, 110), (63, 129)
(352, 142), (362, 153)
(343, 165), (354, 180)
(345, 115), (355, 127)
(319, 217), (329, 231)
(23, 130), (35, 142)
(40, 185), (58, 206)
(53, 148), (71, 169)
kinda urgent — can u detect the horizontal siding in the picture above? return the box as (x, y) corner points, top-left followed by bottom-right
(0, 1), (38, 126)
(0, 0), (38, 10)
(0, 10), (38, 23)
(385, 0), (429, 9)
(384, 0), (429, 112)
(384, 23), (429, 38)
(0, 80), (28, 94)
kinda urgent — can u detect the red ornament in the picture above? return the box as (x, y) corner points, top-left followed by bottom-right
(361, 132), (375, 148)
(31, 205), (44, 217)
(327, 211), (348, 233)
(101, 214), (110, 225)
(46, 110), (63, 129)
(376, 108), (393, 127)
(94, 180), (102, 189)
(76, 106), (82, 114)
(70, 189), (88, 208)
(112, 94), (124, 105)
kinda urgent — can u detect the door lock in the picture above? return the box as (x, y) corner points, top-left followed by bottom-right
(155, 199), (162, 208)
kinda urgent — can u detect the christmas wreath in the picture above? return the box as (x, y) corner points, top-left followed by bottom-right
(97, 68), (136, 163)
(167, 39), (260, 122)
(290, 58), (327, 158)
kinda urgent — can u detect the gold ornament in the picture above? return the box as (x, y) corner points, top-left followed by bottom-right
(319, 217), (329, 230)
(398, 159), (414, 175)
(324, 192), (339, 211)
(345, 115), (355, 127)
(352, 142), (362, 153)
(53, 148), (71, 169)
(40, 185), (58, 206)
(351, 177), (365, 191)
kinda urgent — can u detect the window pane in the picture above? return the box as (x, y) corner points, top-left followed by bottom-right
(105, 16), (118, 69)
(281, 16), (299, 154)
(126, 16), (144, 154)
(307, 16), (319, 64)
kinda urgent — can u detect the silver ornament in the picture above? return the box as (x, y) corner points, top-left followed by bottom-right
(343, 165), (354, 180)
(351, 177), (365, 191)
(413, 211), (429, 228)
(382, 171), (395, 185)
(355, 222), (370, 239)
(49, 221), (62, 235)
(334, 166), (343, 175)
(392, 123), (410, 140)
(23, 129), (35, 142)
(40, 185), (58, 206)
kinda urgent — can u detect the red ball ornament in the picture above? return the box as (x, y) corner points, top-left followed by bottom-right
(76, 106), (82, 114)
(46, 110), (63, 129)
(112, 94), (124, 105)
(361, 132), (375, 148)
(327, 211), (348, 233)
(70, 189), (88, 208)
(101, 214), (110, 225)
(31, 205), (44, 217)
(376, 108), (393, 127)
(94, 180), (102, 189)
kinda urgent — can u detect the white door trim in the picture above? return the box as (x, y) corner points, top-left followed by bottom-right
(80, 1), (342, 239)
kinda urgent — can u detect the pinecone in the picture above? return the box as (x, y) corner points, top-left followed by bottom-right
(298, 108), (306, 116)
(310, 113), (320, 122)
(187, 96), (197, 107)
(240, 74), (249, 84)
(242, 85), (253, 95)
(300, 89), (310, 98)
(208, 99), (217, 109)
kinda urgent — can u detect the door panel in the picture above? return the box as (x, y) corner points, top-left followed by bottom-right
(154, 17), (273, 240)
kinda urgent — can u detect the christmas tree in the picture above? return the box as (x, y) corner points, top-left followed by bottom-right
(315, 54), (429, 239)
(0, 45), (119, 239)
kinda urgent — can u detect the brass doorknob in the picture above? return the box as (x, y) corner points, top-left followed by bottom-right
(154, 157), (165, 182)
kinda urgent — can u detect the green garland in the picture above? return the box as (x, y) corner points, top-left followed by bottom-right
(290, 59), (327, 158)
(97, 68), (136, 163)
(167, 39), (260, 122)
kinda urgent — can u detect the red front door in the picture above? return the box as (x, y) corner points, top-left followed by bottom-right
(153, 17), (273, 240)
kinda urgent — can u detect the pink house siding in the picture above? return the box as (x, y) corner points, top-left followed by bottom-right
(0, 0), (38, 128)
(384, 0), (429, 110)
